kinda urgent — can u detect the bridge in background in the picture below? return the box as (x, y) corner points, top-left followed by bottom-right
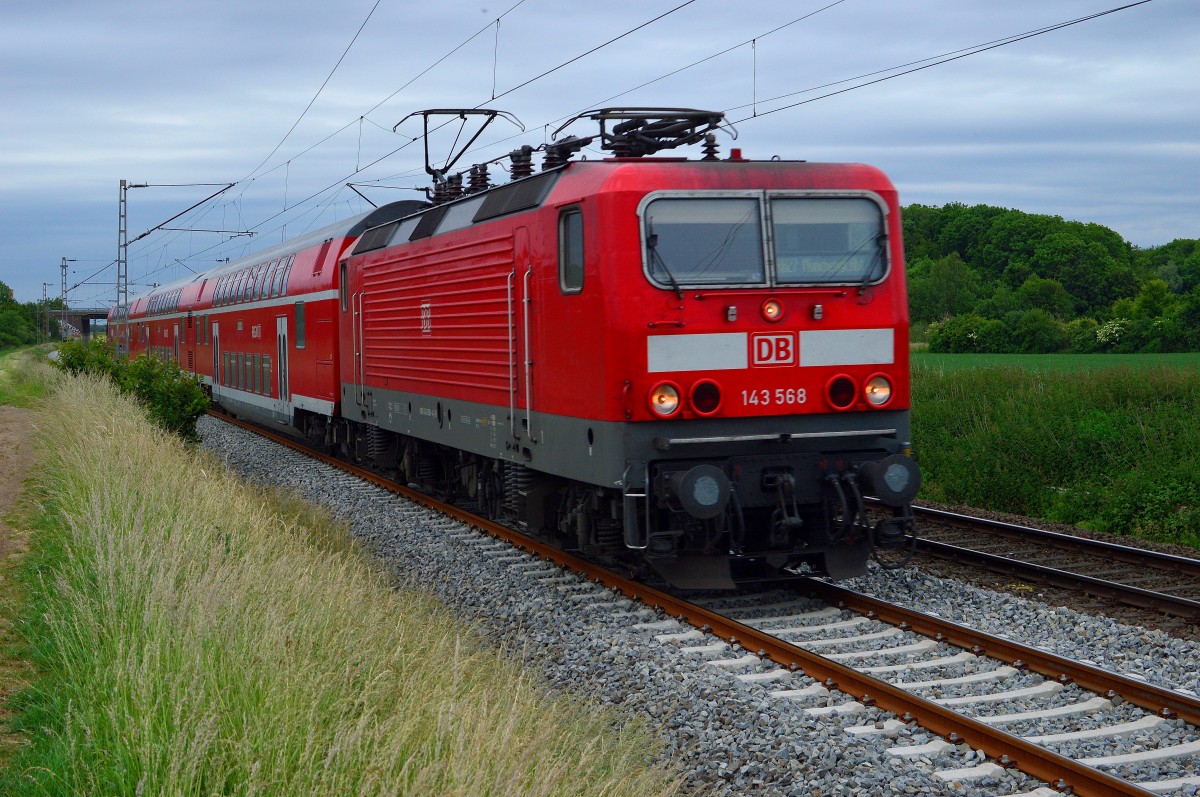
(56, 307), (110, 340)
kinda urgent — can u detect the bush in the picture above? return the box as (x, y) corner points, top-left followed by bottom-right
(1012, 308), (1067, 353)
(53, 337), (209, 442)
(54, 336), (121, 380)
(927, 314), (988, 353)
(120, 354), (211, 441)
(1065, 317), (1101, 353)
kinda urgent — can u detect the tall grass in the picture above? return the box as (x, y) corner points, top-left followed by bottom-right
(2, 374), (679, 796)
(0, 347), (57, 408)
(912, 363), (1200, 548)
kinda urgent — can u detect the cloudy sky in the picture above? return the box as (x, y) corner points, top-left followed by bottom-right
(1, 0), (1195, 305)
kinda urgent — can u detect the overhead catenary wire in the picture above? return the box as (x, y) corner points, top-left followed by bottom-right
(138, 0), (705, 274)
(241, 0), (383, 183)
(127, 0), (536, 279)
(727, 0), (1155, 123)
(118, 0), (1154, 299)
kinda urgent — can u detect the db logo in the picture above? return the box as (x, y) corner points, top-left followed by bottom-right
(420, 301), (432, 335)
(752, 333), (795, 366)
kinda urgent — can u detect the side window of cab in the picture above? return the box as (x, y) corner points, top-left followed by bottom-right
(558, 207), (584, 294)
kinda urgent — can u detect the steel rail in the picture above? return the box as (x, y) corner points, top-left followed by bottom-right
(800, 580), (1200, 727)
(906, 504), (1200, 620)
(917, 537), (1200, 620)
(211, 411), (1171, 796)
(913, 504), (1200, 578)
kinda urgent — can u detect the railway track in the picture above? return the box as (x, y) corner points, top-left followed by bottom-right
(208, 411), (1200, 796)
(908, 505), (1200, 622)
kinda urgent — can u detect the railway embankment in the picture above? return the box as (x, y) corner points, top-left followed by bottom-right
(0, 361), (678, 796)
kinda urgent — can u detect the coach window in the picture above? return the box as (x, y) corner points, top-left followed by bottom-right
(281, 255), (295, 296)
(253, 266), (267, 300)
(295, 302), (306, 349)
(558, 207), (584, 293)
(273, 259), (288, 297)
(243, 268), (256, 302)
(266, 259), (280, 298)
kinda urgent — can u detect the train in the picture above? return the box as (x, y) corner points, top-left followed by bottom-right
(111, 108), (919, 589)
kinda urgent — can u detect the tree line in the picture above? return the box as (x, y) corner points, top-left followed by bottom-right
(0, 280), (62, 349)
(904, 203), (1200, 353)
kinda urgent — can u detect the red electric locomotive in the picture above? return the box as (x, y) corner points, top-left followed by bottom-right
(115, 108), (920, 588)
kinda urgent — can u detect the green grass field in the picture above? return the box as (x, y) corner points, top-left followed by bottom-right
(913, 351), (1200, 372)
(910, 360), (1200, 549)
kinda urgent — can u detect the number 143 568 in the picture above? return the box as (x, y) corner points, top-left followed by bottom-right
(741, 388), (807, 406)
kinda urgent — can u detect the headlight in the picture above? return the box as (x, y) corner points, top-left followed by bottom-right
(648, 382), (681, 417)
(864, 374), (893, 407)
(761, 298), (784, 322)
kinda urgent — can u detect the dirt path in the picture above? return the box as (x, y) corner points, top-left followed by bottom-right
(0, 405), (36, 760)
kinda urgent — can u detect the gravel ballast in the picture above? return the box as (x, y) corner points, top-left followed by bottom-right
(198, 417), (1200, 795)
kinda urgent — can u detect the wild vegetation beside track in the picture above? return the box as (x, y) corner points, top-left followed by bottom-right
(0, 369), (679, 796)
(911, 362), (1200, 549)
(0, 346), (56, 408)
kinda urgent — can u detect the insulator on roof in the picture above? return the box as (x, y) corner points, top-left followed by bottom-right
(509, 145), (534, 180)
(542, 148), (566, 171)
(445, 173), (464, 201)
(468, 164), (491, 193)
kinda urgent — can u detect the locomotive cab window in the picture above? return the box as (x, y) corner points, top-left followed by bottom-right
(772, 197), (887, 285)
(642, 197), (765, 286)
(558, 207), (584, 293)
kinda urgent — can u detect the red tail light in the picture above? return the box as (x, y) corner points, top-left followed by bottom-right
(826, 375), (856, 410)
(689, 380), (722, 415)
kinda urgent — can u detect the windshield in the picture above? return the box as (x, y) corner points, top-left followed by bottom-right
(644, 198), (765, 285)
(772, 197), (884, 284)
(642, 194), (887, 288)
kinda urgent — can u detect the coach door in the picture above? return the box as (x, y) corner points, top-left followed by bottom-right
(172, 323), (180, 364)
(276, 315), (290, 417)
(185, 312), (195, 372)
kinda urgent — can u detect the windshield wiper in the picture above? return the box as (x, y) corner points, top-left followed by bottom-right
(856, 232), (887, 295)
(646, 225), (684, 299)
